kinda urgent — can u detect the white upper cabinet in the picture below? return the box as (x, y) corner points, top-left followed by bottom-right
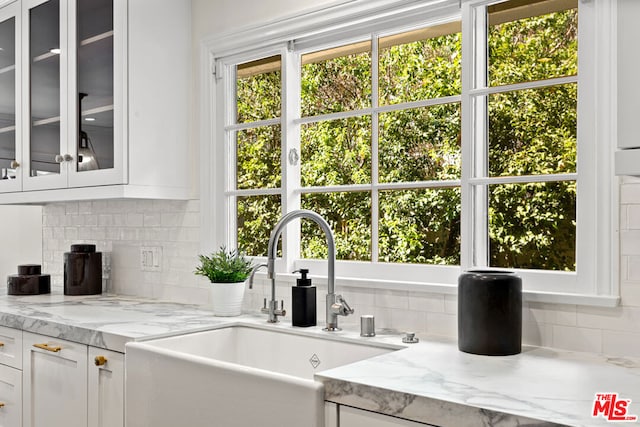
(0, 1), (22, 193)
(0, 0), (193, 201)
(616, 0), (640, 175)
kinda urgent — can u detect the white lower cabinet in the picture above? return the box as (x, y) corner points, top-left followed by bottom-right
(0, 363), (22, 427)
(337, 405), (431, 427)
(0, 325), (22, 426)
(22, 331), (124, 427)
(88, 347), (124, 427)
(23, 332), (88, 427)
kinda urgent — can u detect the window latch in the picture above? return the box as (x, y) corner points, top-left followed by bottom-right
(288, 148), (299, 166)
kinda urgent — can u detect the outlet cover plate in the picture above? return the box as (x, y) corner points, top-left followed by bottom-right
(140, 246), (162, 272)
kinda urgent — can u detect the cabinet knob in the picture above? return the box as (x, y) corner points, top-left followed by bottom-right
(94, 355), (108, 366)
(54, 154), (73, 163)
(9, 160), (19, 169)
(0, 342), (4, 347)
(33, 343), (62, 352)
(0, 402), (4, 408)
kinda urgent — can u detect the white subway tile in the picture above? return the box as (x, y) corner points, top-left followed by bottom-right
(621, 230), (640, 256)
(408, 291), (445, 313)
(373, 307), (393, 330)
(528, 302), (577, 326)
(444, 295), (458, 314)
(522, 322), (553, 347)
(119, 228), (140, 241)
(126, 213), (144, 227)
(629, 256), (640, 281)
(390, 310), (427, 334)
(577, 306), (640, 333)
(154, 200), (188, 213)
(135, 200), (155, 212)
(621, 283), (640, 308)
(342, 287), (375, 307)
(44, 204), (65, 215)
(64, 227), (78, 241)
(602, 330), (640, 358)
(621, 206), (628, 230)
(181, 212), (200, 228)
(627, 204), (640, 230)
(98, 214), (114, 227)
(621, 183), (640, 204)
(161, 213), (182, 227)
(65, 202), (79, 214)
(78, 201), (93, 214)
(552, 325), (602, 353)
(375, 289), (409, 310)
(426, 312), (457, 338)
(185, 200), (200, 212)
(143, 213), (162, 227)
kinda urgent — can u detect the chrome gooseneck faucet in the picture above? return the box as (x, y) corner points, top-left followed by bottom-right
(264, 209), (354, 330)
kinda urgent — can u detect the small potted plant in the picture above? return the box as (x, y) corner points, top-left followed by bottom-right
(195, 246), (254, 316)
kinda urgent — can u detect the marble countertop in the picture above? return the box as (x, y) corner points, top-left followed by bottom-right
(316, 338), (640, 427)
(0, 293), (637, 427)
(0, 293), (232, 352)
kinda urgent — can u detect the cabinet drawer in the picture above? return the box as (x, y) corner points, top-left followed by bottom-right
(0, 363), (22, 427)
(0, 326), (22, 369)
(340, 406), (430, 427)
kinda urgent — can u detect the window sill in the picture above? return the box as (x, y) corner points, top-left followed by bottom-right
(256, 272), (620, 308)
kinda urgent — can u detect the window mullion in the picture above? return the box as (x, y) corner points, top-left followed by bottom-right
(281, 45), (301, 272)
(225, 64), (239, 249)
(371, 33), (380, 263)
(462, 1), (489, 269)
(473, 3), (489, 269)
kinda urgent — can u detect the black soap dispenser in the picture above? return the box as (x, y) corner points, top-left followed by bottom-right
(292, 269), (316, 327)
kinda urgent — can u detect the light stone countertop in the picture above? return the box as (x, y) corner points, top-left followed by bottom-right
(0, 293), (637, 427)
(0, 293), (233, 352)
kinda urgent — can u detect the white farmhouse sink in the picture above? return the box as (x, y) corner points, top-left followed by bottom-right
(125, 323), (398, 427)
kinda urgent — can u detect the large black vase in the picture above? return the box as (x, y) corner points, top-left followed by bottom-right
(458, 269), (522, 356)
(64, 244), (102, 295)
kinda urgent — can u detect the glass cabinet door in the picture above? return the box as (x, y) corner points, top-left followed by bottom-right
(28, 0), (63, 179)
(75, 0), (113, 173)
(0, 4), (20, 190)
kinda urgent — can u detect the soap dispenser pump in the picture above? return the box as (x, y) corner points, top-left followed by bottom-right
(292, 269), (316, 327)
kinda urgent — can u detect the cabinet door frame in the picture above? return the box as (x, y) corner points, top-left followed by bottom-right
(88, 347), (124, 427)
(67, 0), (127, 188)
(21, 0), (70, 191)
(0, 363), (22, 427)
(0, 1), (23, 193)
(22, 331), (88, 427)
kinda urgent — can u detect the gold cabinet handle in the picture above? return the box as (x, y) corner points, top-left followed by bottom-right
(0, 342), (4, 347)
(94, 355), (107, 366)
(0, 402), (5, 408)
(33, 343), (62, 353)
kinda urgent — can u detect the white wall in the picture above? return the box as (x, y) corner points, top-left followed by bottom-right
(0, 205), (43, 281)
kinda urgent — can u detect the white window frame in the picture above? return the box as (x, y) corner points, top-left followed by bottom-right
(200, 0), (619, 306)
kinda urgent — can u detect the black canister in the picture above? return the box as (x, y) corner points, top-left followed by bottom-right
(7, 264), (51, 295)
(458, 269), (522, 356)
(64, 244), (102, 295)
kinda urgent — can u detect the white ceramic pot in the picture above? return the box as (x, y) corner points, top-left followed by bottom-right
(210, 281), (246, 316)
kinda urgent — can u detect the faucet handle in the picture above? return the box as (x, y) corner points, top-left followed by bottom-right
(331, 294), (354, 316)
(260, 298), (269, 314)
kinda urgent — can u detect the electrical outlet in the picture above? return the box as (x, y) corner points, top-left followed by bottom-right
(140, 246), (162, 272)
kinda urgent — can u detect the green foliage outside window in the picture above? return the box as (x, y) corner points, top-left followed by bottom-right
(234, 7), (578, 272)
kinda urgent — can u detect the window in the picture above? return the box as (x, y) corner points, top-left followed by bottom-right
(206, 0), (617, 304)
